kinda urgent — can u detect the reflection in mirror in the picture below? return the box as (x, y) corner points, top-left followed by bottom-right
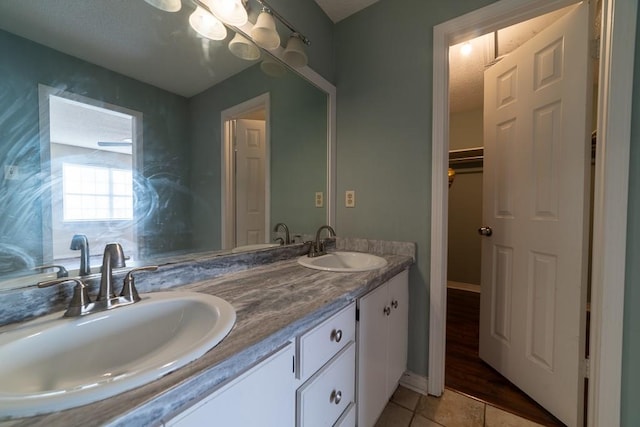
(40, 86), (141, 272)
(0, 0), (329, 290)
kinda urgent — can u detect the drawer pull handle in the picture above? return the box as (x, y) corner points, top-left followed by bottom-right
(383, 306), (391, 316)
(330, 329), (343, 343)
(391, 300), (398, 309)
(330, 389), (342, 405)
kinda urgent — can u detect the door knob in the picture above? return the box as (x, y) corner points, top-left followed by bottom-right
(478, 226), (493, 236)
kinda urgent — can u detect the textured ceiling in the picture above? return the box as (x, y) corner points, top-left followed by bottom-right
(1, 0), (576, 113)
(0, 0), (255, 98)
(449, 5), (575, 113)
(313, 0), (380, 22)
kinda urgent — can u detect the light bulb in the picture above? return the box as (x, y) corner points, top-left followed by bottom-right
(189, 6), (227, 41)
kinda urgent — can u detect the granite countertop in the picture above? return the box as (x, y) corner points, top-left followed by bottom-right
(3, 252), (413, 427)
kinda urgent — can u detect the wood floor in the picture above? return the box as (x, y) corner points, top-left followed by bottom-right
(445, 288), (565, 426)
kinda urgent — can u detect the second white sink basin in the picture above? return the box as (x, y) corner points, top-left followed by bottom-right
(298, 251), (387, 272)
(0, 291), (236, 418)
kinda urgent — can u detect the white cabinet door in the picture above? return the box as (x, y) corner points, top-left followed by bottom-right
(357, 270), (409, 427)
(166, 343), (295, 427)
(386, 269), (409, 398)
(357, 282), (389, 427)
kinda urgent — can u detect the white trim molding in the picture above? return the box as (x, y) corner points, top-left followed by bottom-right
(221, 92), (271, 249)
(429, 1), (636, 426)
(399, 371), (429, 396)
(588, 0), (636, 425)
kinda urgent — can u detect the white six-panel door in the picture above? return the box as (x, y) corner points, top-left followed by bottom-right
(235, 118), (266, 246)
(479, 3), (591, 426)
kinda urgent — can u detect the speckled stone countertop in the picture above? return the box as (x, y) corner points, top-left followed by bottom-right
(2, 251), (413, 427)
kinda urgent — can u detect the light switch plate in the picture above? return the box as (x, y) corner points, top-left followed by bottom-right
(345, 190), (355, 208)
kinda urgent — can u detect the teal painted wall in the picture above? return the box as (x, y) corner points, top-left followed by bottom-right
(255, 0), (335, 83)
(188, 64), (327, 250)
(335, 0), (496, 377)
(621, 5), (640, 425)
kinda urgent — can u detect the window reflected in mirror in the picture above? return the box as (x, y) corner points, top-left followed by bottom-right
(40, 87), (141, 269)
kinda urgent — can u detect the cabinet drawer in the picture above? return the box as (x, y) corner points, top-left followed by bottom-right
(297, 342), (355, 427)
(297, 303), (355, 382)
(334, 402), (356, 427)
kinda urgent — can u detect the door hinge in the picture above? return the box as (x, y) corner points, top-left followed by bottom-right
(584, 357), (590, 379)
(591, 37), (600, 60)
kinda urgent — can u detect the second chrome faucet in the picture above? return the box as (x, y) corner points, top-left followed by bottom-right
(308, 225), (336, 257)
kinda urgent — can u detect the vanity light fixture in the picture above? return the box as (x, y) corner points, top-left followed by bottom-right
(228, 32), (261, 60)
(260, 56), (287, 77)
(254, 0), (311, 68)
(142, 0), (311, 69)
(189, 6), (227, 40)
(144, 0), (182, 12)
(283, 33), (307, 68)
(251, 8), (280, 50)
(205, 0), (248, 27)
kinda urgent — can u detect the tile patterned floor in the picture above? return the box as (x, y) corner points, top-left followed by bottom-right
(374, 386), (544, 427)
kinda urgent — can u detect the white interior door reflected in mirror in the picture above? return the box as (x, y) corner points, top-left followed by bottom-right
(222, 93), (270, 250)
(39, 85), (142, 268)
(235, 119), (267, 247)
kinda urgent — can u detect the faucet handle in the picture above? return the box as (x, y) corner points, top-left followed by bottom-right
(304, 241), (319, 258)
(38, 278), (91, 317)
(35, 264), (69, 278)
(121, 266), (159, 302)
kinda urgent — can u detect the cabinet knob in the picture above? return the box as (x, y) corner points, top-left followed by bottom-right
(383, 306), (391, 316)
(330, 329), (343, 343)
(391, 300), (398, 309)
(330, 389), (342, 405)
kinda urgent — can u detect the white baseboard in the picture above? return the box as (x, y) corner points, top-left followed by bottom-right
(447, 281), (480, 293)
(399, 371), (429, 395)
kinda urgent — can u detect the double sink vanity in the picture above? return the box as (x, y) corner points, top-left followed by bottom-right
(0, 237), (414, 427)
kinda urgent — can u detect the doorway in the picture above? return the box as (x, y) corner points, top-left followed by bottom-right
(221, 93), (270, 250)
(430, 0), (636, 426)
(445, 5), (584, 425)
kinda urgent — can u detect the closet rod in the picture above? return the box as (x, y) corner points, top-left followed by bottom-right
(449, 147), (483, 167)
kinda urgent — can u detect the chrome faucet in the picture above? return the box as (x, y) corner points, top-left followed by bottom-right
(97, 242), (126, 302)
(70, 234), (91, 276)
(273, 222), (291, 245)
(37, 242), (158, 317)
(309, 225), (336, 257)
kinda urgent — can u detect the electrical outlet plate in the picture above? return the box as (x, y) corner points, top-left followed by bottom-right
(345, 190), (355, 208)
(4, 165), (19, 180)
(315, 192), (323, 208)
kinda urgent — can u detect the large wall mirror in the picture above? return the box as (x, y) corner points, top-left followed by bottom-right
(0, 0), (333, 290)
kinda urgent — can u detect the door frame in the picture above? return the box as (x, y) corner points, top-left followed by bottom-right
(428, 0), (637, 426)
(221, 93), (270, 250)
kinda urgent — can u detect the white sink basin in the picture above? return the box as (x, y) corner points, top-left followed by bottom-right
(298, 251), (387, 272)
(0, 291), (236, 418)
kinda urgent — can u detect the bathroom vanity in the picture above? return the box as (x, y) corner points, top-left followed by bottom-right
(0, 242), (414, 427)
